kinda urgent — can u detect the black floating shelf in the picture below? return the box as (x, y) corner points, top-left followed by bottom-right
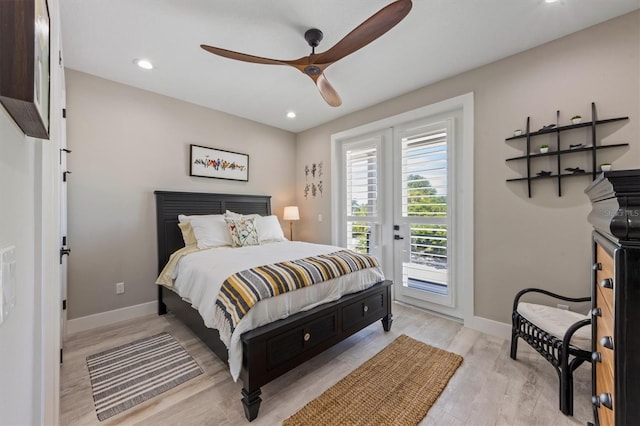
(505, 117), (628, 141)
(504, 102), (630, 197)
(507, 172), (596, 182)
(505, 143), (629, 162)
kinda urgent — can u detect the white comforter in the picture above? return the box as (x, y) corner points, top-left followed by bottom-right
(171, 241), (385, 381)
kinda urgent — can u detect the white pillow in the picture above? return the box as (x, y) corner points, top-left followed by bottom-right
(256, 215), (286, 242)
(178, 214), (220, 223)
(188, 215), (233, 248)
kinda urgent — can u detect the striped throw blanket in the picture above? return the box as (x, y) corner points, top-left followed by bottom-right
(214, 250), (379, 335)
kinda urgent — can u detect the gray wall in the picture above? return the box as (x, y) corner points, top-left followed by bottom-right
(65, 70), (297, 319)
(294, 11), (640, 324)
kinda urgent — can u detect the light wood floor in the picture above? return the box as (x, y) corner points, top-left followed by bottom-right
(60, 302), (592, 425)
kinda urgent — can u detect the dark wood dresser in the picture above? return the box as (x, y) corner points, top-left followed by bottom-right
(585, 170), (640, 426)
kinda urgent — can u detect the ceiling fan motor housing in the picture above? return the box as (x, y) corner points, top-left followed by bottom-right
(304, 28), (323, 48)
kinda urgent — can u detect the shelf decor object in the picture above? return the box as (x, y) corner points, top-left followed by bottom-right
(505, 103), (628, 197)
(0, 0), (50, 139)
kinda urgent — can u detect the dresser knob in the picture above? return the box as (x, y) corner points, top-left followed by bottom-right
(599, 278), (613, 289)
(363, 305), (369, 313)
(593, 262), (602, 271)
(599, 393), (613, 410)
(592, 395), (600, 407)
(591, 307), (602, 317)
(303, 332), (311, 342)
(600, 336), (614, 350)
(591, 352), (602, 363)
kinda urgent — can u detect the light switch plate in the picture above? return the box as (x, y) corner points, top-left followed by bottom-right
(0, 245), (16, 326)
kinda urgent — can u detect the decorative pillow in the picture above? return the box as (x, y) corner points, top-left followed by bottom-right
(188, 215), (233, 248)
(224, 210), (243, 220)
(177, 221), (197, 247)
(225, 217), (260, 247)
(256, 215), (286, 242)
(225, 210), (260, 221)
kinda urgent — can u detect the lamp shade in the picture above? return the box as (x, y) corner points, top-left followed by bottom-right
(283, 206), (300, 221)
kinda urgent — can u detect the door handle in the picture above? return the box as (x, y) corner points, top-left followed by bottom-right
(394, 235), (404, 240)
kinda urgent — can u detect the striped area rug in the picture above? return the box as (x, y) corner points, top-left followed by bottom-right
(86, 332), (203, 421)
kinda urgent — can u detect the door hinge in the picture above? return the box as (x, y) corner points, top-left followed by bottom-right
(62, 108), (66, 118)
(62, 300), (67, 310)
(60, 348), (63, 364)
(60, 247), (71, 264)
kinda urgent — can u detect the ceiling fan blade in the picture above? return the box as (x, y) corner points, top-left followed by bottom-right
(314, 0), (412, 65)
(315, 73), (342, 107)
(200, 44), (293, 66)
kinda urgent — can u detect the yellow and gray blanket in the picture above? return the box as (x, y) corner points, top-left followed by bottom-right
(215, 250), (379, 333)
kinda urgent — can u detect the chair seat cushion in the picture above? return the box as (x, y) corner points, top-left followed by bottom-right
(517, 302), (591, 350)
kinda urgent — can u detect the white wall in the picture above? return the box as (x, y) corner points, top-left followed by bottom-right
(65, 70), (297, 319)
(0, 0), (63, 423)
(294, 11), (640, 324)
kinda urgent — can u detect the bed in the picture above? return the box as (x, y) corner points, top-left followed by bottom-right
(154, 191), (393, 421)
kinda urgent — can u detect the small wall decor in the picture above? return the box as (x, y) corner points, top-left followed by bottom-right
(0, 0), (51, 139)
(190, 144), (249, 181)
(304, 161), (323, 199)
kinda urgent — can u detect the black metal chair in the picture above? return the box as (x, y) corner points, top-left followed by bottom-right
(510, 288), (591, 416)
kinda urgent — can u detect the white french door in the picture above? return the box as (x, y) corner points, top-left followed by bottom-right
(393, 117), (454, 309)
(333, 94), (474, 322)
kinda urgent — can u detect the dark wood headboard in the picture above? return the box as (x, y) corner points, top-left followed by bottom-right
(154, 191), (272, 273)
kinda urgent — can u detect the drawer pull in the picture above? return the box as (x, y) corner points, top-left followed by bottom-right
(600, 336), (614, 350)
(599, 278), (613, 289)
(591, 307), (602, 317)
(303, 332), (311, 342)
(363, 305), (369, 313)
(592, 352), (602, 363)
(598, 393), (613, 410)
(593, 262), (602, 271)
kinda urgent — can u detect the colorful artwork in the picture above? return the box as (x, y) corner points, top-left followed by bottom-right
(190, 145), (249, 181)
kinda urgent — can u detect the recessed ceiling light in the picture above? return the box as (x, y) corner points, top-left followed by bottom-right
(286, 111), (296, 119)
(545, 0), (559, 3)
(134, 58), (154, 70)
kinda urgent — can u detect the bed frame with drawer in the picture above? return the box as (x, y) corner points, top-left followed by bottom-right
(154, 191), (393, 421)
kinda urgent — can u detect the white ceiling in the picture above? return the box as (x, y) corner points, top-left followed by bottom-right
(60, 0), (640, 133)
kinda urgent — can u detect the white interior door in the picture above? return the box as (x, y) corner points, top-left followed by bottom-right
(59, 79), (69, 361)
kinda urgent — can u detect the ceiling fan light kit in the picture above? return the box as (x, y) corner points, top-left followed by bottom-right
(200, 0), (412, 107)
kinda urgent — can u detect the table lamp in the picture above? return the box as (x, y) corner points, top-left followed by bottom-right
(283, 206), (300, 240)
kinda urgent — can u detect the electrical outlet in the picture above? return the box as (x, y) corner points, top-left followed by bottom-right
(557, 304), (569, 310)
(116, 282), (125, 294)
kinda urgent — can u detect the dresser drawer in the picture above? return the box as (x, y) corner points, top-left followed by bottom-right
(342, 290), (386, 331)
(266, 312), (338, 370)
(595, 245), (614, 315)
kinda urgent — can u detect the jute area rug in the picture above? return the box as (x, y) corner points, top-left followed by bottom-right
(86, 332), (203, 421)
(283, 334), (463, 426)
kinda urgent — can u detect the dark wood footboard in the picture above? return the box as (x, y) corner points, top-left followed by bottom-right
(159, 280), (392, 421)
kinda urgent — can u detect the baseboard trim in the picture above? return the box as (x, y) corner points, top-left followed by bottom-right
(66, 301), (156, 335)
(465, 315), (511, 341)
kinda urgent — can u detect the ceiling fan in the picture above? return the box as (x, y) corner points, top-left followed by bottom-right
(200, 0), (413, 107)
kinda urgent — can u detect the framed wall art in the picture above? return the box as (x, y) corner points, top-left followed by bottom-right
(0, 0), (51, 139)
(190, 144), (249, 182)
